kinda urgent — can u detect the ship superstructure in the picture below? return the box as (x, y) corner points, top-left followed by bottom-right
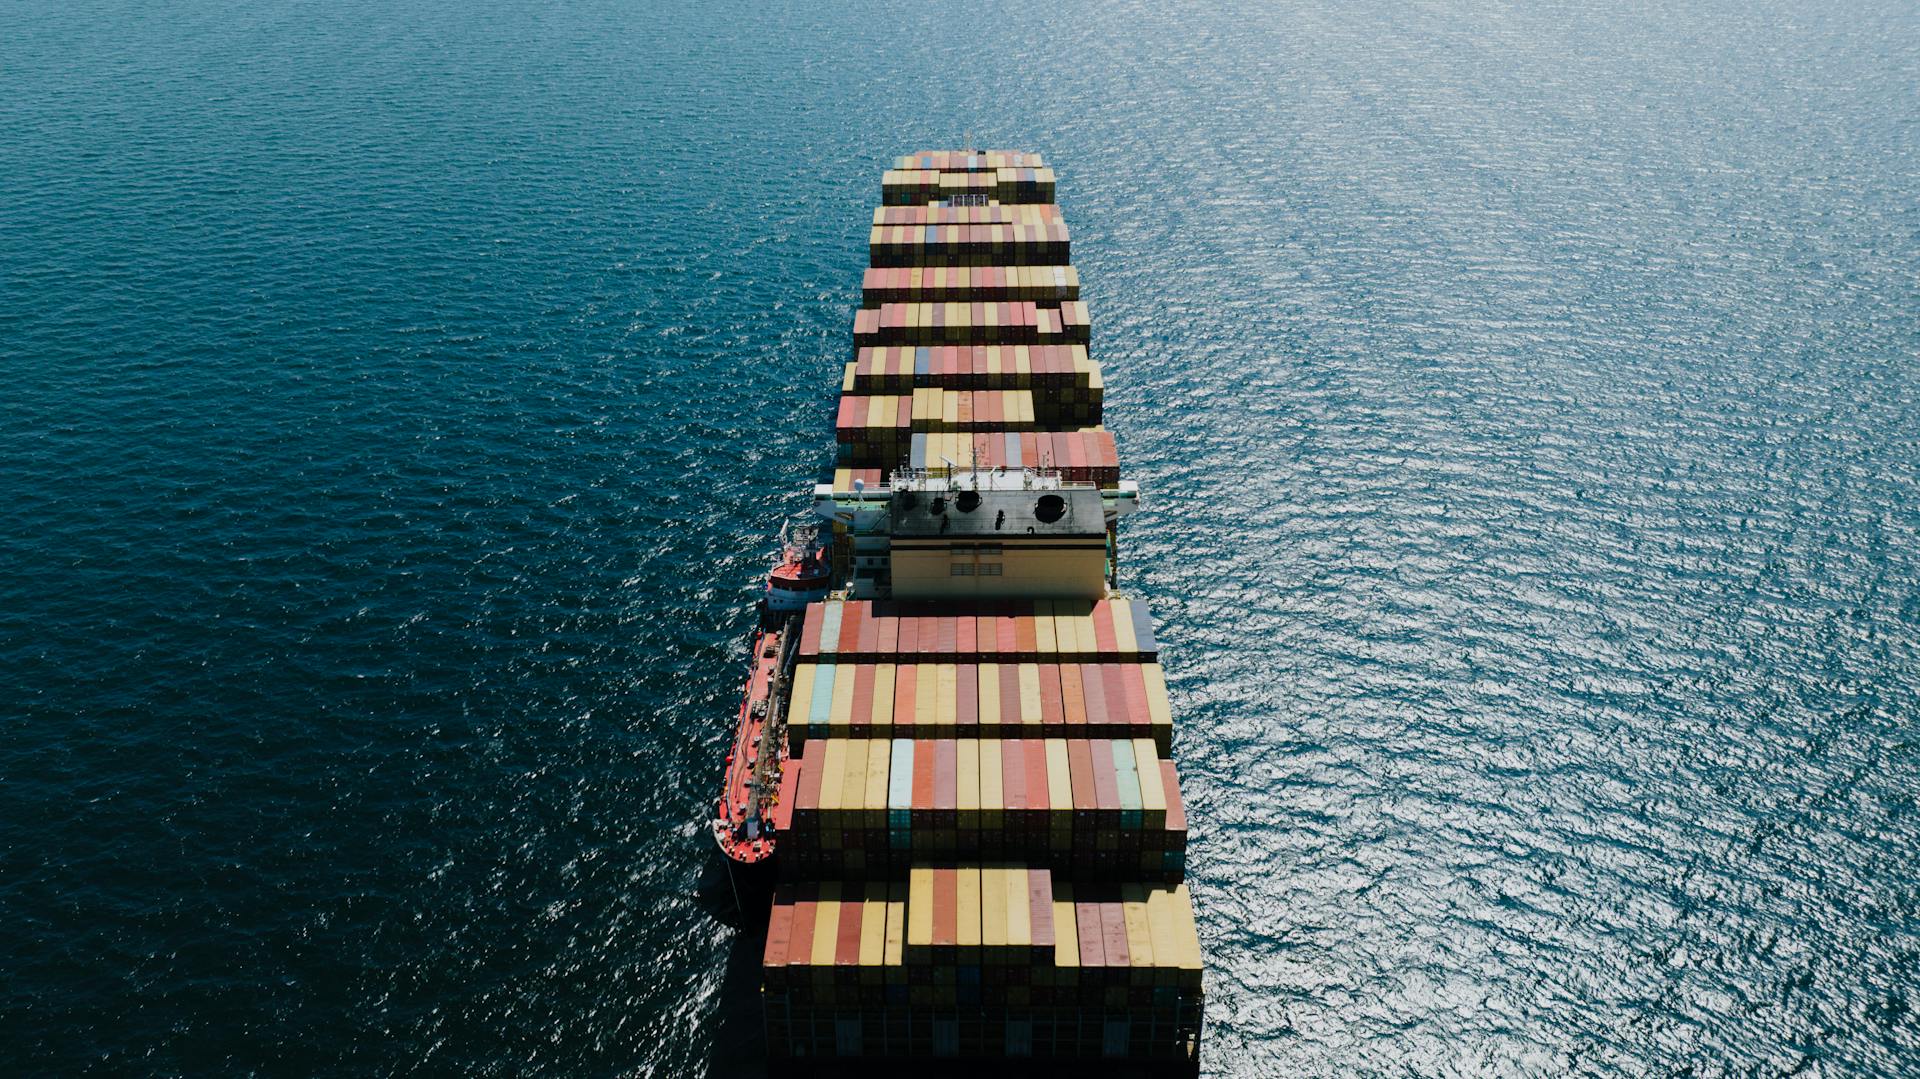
(720, 151), (1203, 1066)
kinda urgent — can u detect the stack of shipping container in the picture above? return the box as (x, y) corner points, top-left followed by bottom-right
(765, 151), (1201, 1066)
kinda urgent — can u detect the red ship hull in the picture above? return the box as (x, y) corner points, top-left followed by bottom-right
(714, 618), (787, 894)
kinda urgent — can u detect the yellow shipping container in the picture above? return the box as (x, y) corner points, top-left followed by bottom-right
(935, 664), (957, 730)
(1034, 601), (1058, 654)
(906, 867), (934, 951)
(1145, 886), (1179, 983)
(914, 660), (938, 727)
(956, 867), (982, 948)
(818, 739), (846, 816)
(957, 740), (979, 814)
(812, 884), (841, 968)
(860, 885), (888, 968)
(831, 662), (855, 731)
(841, 736), (868, 826)
(1122, 885), (1155, 971)
(1017, 664), (1042, 727)
(1170, 884), (1204, 983)
(979, 741), (1004, 827)
(1134, 737), (1168, 822)
(864, 739), (890, 827)
(1110, 597), (1138, 655)
(1004, 865), (1031, 950)
(1053, 883), (1079, 968)
(1045, 740), (1073, 816)
(976, 664), (1000, 728)
(980, 867), (1008, 956)
(789, 664), (816, 732)
(1143, 663), (1174, 732)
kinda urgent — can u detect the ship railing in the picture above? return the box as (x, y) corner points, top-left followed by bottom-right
(746, 621), (801, 833)
(889, 465), (1077, 491)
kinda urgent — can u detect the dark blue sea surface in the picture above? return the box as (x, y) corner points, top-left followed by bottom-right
(4, 1), (1918, 1074)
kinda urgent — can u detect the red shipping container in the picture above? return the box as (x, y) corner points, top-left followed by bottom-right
(1023, 740), (1050, 825)
(1090, 600), (1118, 654)
(764, 898), (793, 971)
(998, 664), (1021, 727)
(798, 739), (825, 813)
(1027, 868), (1055, 948)
(957, 615), (976, 654)
(1002, 737), (1027, 813)
(911, 732), (936, 826)
(934, 739), (957, 822)
(1067, 739), (1096, 816)
(1075, 901), (1105, 969)
(897, 612), (920, 656)
(773, 761), (801, 832)
(1038, 664), (1064, 728)
(789, 891), (818, 968)
(935, 615), (956, 654)
(836, 899), (863, 967)
(799, 604), (823, 656)
(1161, 760), (1186, 835)
(840, 603), (864, 661)
(1079, 663), (1108, 728)
(1014, 611), (1037, 654)
(933, 869), (958, 948)
(851, 665), (875, 731)
(1091, 739), (1119, 816)
(878, 609), (899, 658)
(1060, 664), (1087, 727)
(957, 663), (978, 733)
(893, 665), (917, 733)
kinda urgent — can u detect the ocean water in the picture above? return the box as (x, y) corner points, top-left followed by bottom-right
(3, 0), (1918, 1074)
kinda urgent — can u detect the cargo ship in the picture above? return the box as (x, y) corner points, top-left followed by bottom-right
(712, 151), (1203, 1069)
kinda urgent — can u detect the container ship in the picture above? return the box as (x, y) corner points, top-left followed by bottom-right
(712, 150), (1203, 1068)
